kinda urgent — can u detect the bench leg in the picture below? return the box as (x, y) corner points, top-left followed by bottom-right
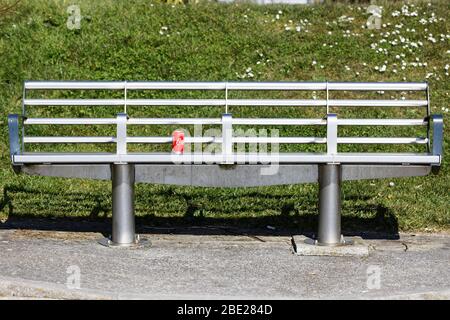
(317, 164), (345, 246)
(99, 163), (150, 248)
(112, 163), (136, 245)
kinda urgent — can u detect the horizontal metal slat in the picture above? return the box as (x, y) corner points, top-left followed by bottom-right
(24, 118), (118, 125)
(224, 82), (326, 91)
(24, 137), (116, 143)
(24, 81), (428, 91)
(24, 81), (126, 90)
(24, 136), (426, 145)
(127, 137), (326, 144)
(128, 118), (326, 126)
(337, 137), (428, 144)
(127, 137), (220, 144)
(337, 119), (427, 126)
(328, 99), (427, 107)
(126, 99), (327, 106)
(23, 98), (328, 107)
(233, 137), (326, 144)
(23, 98), (428, 107)
(13, 152), (440, 165)
(127, 118), (222, 125)
(24, 99), (125, 106)
(232, 118), (326, 125)
(327, 82), (427, 91)
(23, 117), (427, 126)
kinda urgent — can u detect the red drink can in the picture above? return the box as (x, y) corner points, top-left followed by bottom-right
(172, 130), (185, 154)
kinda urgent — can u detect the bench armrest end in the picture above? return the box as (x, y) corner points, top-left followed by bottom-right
(431, 114), (443, 172)
(8, 114), (21, 163)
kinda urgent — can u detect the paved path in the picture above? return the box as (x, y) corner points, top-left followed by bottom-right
(0, 227), (449, 299)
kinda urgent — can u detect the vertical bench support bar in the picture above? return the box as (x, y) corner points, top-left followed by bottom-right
(117, 113), (127, 155)
(222, 113), (233, 164)
(318, 163), (342, 245)
(124, 81), (128, 114)
(327, 114), (338, 155)
(112, 163), (136, 245)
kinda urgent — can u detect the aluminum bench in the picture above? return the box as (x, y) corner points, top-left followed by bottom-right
(7, 81), (444, 247)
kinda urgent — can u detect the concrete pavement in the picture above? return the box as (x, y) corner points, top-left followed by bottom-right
(0, 226), (449, 299)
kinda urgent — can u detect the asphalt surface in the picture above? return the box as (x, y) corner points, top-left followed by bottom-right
(0, 226), (449, 299)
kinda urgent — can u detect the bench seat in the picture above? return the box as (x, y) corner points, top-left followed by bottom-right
(13, 152), (440, 165)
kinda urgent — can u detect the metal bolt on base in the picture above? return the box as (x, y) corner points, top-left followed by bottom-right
(99, 163), (151, 249)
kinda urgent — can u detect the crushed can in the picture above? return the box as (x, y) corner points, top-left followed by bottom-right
(172, 130), (185, 154)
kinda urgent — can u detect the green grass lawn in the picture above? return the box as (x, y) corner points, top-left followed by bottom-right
(0, 0), (449, 233)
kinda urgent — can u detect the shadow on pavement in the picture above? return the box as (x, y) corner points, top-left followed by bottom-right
(0, 184), (400, 240)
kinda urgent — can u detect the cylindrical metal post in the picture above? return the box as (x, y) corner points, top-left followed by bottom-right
(112, 163), (136, 245)
(317, 164), (342, 245)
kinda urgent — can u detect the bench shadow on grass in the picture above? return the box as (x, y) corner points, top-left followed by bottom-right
(0, 184), (399, 240)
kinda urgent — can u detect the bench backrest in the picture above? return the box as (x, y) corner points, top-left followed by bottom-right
(9, 81), (443, 165)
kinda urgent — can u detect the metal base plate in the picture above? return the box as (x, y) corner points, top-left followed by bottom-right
(304, 236), (354, 247)
(293, 235), (369, 257)
(98, 235), (151, 249)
